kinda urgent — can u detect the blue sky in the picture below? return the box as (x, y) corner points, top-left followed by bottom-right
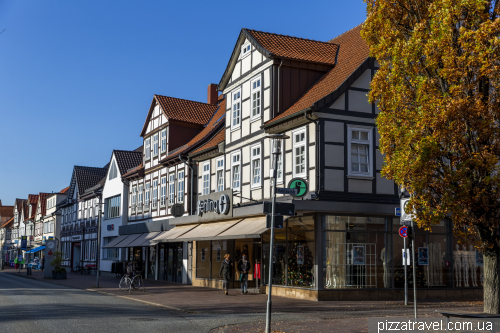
(0, 0), (367, 206)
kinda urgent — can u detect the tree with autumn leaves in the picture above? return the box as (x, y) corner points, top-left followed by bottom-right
(362, 0), (500, 313)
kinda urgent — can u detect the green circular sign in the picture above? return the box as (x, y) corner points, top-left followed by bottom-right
(288, 178), (308, 197)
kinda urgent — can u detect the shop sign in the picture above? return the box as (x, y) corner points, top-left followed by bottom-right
(107, 224), (114, 231)
(288, 178), (308, 197)
(21, 236), (27, 250)
(72, 235), (82, 241)
(196, 190), (232, 221)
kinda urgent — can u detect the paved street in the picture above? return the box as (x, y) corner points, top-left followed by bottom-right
(0, 271), (484, 332)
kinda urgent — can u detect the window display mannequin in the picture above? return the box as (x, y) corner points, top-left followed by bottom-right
(380, 247), (390, 288)
(453, 244), (462, 287)
(462, 245), (469, 287)
(468, 244), (477, 287)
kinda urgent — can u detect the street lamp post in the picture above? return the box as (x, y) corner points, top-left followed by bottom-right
(265, 134), (288, 333)
(96, 200), (104, 288)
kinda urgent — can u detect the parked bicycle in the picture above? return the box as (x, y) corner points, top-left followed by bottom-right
(119, 263), (144, 293)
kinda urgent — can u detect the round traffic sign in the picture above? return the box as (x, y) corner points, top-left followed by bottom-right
(399, 226), (408, 238)
(288, 178), (308, 197)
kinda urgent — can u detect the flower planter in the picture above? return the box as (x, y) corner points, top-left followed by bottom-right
(52, 270), (67, 280)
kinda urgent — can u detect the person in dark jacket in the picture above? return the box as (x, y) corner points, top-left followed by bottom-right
(41, 257), (45, 271)
(219, 253), (233, 295)
(237, 254), (251, 294)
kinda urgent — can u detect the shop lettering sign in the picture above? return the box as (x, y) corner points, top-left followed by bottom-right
(197, 194), (230, 216)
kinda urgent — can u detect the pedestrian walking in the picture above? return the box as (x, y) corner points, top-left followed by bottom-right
(237, 254), (251, 294)
(219, 254), (233, 295)
(41, 256), (45, 271)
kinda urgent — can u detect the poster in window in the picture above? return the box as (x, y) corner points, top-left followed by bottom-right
(476, 249), (484, 266)
(201, 248), (206, 262)
(217, 248), (221, 262)
(418, 247), (429, 265)
(296, 245), (304, 265)
(353, 246), (365, 265)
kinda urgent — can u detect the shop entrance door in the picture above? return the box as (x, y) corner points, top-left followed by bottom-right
(164, 243), (182, 283)
(72, 243), (81, 272)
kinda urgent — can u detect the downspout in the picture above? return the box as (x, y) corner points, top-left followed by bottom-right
(277, 59), (283, 115)
(305, 107), (320, 200)
(179, 154), (194, 215)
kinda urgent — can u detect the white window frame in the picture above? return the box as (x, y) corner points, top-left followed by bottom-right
(168, 174), (175, 206)
(131, 187), (137, 213)
(270, 139), (284, 184)
(251, 144), (262, 188)
(292, 127), (307, 178)
(202, 162), (210, 195)
(152, 179), (158, 209)
(153, 133), (159, 157)
(144, 182), (150, 210)
(250, 76), (262, 120)
(145, 138), (151, 161)
(216, 158), (224, 192)
(231, 89), (241, 130)
(161, 129), (167, 153)
(138, 184), (143, 211)
(231, 151), (241, 191)
(177, 170), (184, 203)
(347, 125), (373, 178)
(161, 176), (167, 207)
(240, 42), (251, 59)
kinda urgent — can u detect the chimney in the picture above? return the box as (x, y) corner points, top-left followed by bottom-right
(208, 83), (218, 105)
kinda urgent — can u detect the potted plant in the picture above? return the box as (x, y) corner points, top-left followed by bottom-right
(51, 251), (67, 280)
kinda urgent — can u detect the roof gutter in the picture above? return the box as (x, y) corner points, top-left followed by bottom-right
(262, 107), (312, 130)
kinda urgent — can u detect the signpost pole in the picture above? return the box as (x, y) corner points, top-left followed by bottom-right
(411, 220), (417, 319)
(265, 141), (279, 333)
(404, 237), (408, 306)
(96, 199), (103, 288)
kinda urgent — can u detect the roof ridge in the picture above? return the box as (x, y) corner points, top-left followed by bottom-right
(327, 23), (364, 43)
(154, 94), (216, 107)
(113, 149), (142, 154)
(245, 28), (335, 46)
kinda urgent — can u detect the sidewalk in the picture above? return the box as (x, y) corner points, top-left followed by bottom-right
(0, 267), (482, 316)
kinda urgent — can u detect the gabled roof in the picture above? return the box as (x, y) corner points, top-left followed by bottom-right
(140, 95), (218, 137)
(38, 192), (50, 217)
(0, 205), (13, 220)
(0, 216), (13, 228)
(265, 24), (369, 126)
(122, 163), (144, 179)
(14, 199), (27, 215)
(28, 194), (38, 207)
(73, 166), (109, 196)
(190, 127), (225, 156)
(219, 28), (340, 90)
(60, 187), (69, 194)
(113, 150), (143, 177)
(161, 98), (226, 164)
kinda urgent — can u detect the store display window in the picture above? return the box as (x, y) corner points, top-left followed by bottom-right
(196, 241), (210, 279)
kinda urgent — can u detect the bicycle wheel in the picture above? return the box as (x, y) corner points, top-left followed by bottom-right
(132, 275), (142, 290)
(119, 276), (131, 291)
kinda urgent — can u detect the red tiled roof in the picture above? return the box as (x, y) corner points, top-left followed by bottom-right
(154, 95), (218, 126)
(38, 192), (50, 217)
(246, 29), (339, 65)
(191, 128), (225, 155)
(60, 187), (69, 194)
(0, 206), (13, 219)
(162, 99), (226, 162)
(266, 24), (369, 125)
(122, 163), (143, 178)
(28, 194), (38, 206)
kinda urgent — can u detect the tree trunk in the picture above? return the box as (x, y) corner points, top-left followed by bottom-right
(483, 243), (500, 314)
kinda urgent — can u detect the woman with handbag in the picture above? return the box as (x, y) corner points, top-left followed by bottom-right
(219, 253), (233, 295)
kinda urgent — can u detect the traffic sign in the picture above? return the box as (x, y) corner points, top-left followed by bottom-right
(263, 202), (295, 216)
(400, 220), (411, 226)
(400, 198), (414, 222)
(266, 215), (284, 229)
(399, 226), (408, 238)
(288, 178), (308, 197)
(395, 207), (401, 217)
(276, 187), (298, 196)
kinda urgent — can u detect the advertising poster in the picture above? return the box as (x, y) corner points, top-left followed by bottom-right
(353, 246), (365, 265)
(297, 245), (304, 265)
(476, 249), (484, 266)
(21, 236), (27, 251)
(217, 248), (221, 262)
(418, 247), (429, 265)
(201, 248), (206, 262)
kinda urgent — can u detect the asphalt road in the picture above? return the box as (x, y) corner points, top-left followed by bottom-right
(0, 273), (278, 333)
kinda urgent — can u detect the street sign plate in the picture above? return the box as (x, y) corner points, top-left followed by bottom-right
(263, 202), (295, 216)
(399, 226), (408, 238)
(276, 187), (298, 195)
(400, 198), (414, 222)
(395, 207), (401, 217)
(400, 220), (411, 226)
(288, 178), (308, 197)
(266, 215), (284, 229)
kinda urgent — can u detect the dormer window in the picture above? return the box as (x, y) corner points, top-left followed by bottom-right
(241, 43), (251, 58)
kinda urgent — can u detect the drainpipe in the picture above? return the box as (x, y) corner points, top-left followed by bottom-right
(277, 59), (283, 116)
(179, 154), (194, 215)
(305, 108), (320, 200)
